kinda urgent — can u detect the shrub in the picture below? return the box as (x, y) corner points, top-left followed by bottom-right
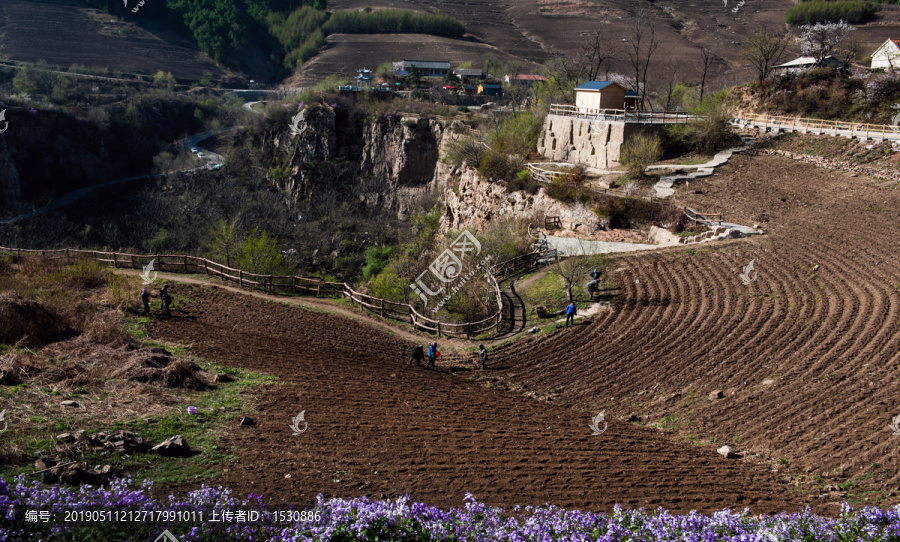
(443, 135), (485, 169)
(666, 90), (734, 154)
(619, 133), (663, 178)
(323, 9), (466, 37)
(239, 229), (289, 276)
(786, 1), (877, 25)
(477, 151), (519, 182)
(362, 245), (393, 281)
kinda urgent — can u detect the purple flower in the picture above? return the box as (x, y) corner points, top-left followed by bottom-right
(187, 406), (197, 414)
(298, 102), (305, 110)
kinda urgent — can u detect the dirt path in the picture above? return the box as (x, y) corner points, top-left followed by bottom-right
(118, 269), (510, 354)
(147, 283), (827, 515)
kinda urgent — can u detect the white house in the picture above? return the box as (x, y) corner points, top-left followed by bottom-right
(774, 55), (842, 74)
(870, 39), (900, 70)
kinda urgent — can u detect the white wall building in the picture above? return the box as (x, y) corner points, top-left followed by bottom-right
(871, 39), (900, 71)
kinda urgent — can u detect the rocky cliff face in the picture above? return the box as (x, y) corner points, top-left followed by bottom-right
(268, 108), (455, 218)
(441, 168), (601, 233)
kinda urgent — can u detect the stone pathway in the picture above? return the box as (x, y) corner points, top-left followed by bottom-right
(543, 235), (659, 256)
(648, 134), (756, 198)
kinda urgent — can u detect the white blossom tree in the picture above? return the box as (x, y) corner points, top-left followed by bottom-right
(799, 21), (855, 68)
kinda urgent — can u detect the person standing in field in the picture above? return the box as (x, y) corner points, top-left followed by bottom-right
(140, 287), (151, 316)
(159, 285), (172, 316)
(410, 344), (425, 366)
(479, 344), (488, 370)
(565, 301), (577, 328)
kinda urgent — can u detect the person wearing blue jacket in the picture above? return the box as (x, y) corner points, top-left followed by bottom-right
(565, 301), (577, 328)
(427, 342), (437, 368)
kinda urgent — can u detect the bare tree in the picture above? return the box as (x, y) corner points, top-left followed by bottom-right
(661, 66), (680, 113)
(835, 33), (864, 73)
(799, 21), (855, 67)
(742, 28), (789, 85)
(554, 244), (608, 302)
(622, 7), (659, 110)
(581, 30), (619, 81)
(696, 43), (720, 101)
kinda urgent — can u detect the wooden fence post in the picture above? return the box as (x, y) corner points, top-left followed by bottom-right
(205, 259), (209, 275)
(316, 282), (321, 297)
(436, 321), (441, 338)
(239, 270), (243, 288)
(380, 299), (385, 319)
(17, 248), (20, 262)
(157, 254), (162, 272)
(183, 255), (188, 274)
(113, 252), (117, 269)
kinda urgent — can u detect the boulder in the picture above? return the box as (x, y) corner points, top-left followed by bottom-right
(717, 446), (737, 459)
(709, 390), (724, 400)
(152, 435), (192, 457)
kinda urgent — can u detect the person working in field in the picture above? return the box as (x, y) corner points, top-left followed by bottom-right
(479, 344), (488, 370)
(159, 285), (172, 316)
(410, 344), (425, 366)
(140, 287), (151, 316)
(427, 342), (438, 368)
(565, 301), (577, 328)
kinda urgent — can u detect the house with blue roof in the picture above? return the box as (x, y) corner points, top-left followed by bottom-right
(575, 81), (632, 112)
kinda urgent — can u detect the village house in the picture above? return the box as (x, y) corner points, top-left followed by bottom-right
(453, 68), (483, 81)
(478, 83), (503, 96)
(774, 55), (842, 75)
(391, 60), (451, 77)
(871, 39), (900, 71)
(575, 81), (633, 112)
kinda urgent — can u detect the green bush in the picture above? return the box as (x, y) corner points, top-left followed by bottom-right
(323, 9), (465, 37)
(477, 151), (518, 182)
(786, 1), (877, 25)
(666, 90), (734, 154)
(619, 133), (663, 179)
(363, 246), (393, 281)
(239, 229), (289, 276)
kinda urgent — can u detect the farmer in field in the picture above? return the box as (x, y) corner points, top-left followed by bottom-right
(410, 344), (425, 366)
(140, 287), (151, 315)
(479, 344), (488, 370)
(159, 285), (172, 316)
(565, 301), (577, 328)
(427, 342), (438, 368)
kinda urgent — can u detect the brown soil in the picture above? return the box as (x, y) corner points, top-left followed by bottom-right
(487, 151), (900, 504)
(147, 283), (831, 514)
(0, 292), (66, 347)
(0, 0), (225, 80)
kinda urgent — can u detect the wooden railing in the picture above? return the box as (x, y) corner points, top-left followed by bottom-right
(733, 113), (900, 140)
(0, 245), (555, 340)
(684, 207), (724, 225)
(549, 104), (697, 124)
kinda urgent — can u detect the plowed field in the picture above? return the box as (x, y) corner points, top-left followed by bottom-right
(491, 151), (900, 501)
(148, 284), (823, 514)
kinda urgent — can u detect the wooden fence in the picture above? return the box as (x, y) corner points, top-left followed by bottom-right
(684, 207), (724, 225)
(0, 245), (555, 339)
(734, 113), (900, 141)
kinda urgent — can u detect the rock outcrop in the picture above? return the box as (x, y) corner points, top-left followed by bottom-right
(267, 109), (453, 218)
(441, 168), (601, 233)
(536, 115), (667, 170)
